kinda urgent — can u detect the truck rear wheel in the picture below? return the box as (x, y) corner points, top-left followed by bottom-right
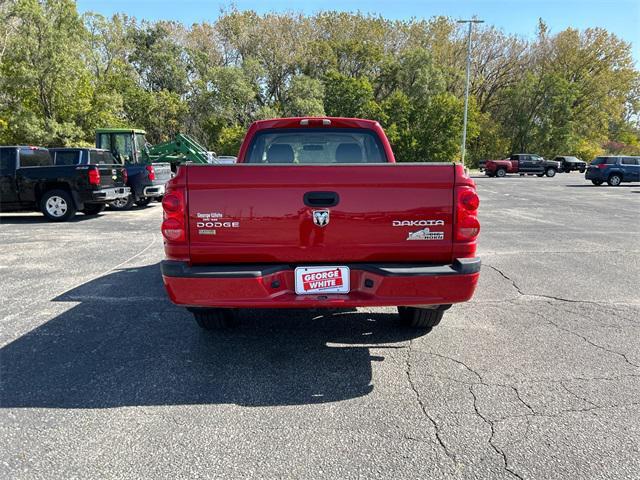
(397, 306), (450, 330)
(135, 197), (153, 208)
(495, 168), (506, 177)
(592, 179), (603, 186)
(41, 189), (76, 222)
(191, 309), (237, 330)
(110, 194), (134, 211)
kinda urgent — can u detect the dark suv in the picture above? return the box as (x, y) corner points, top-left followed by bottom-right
(585, 156), (640, 186)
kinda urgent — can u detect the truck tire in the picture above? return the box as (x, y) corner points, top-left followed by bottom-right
(135, 197), (153, 208)
(110, 194), (134, 211)
(579, 167), (586, 173)
(607, 174), (622, 186)
(591, 179), (603, 186)
(496, 168), (506, 177)
(192, 309), (237, 330)
(545, 167), (557, 177)
(397, 306), (449, 330)
(81, 204), (105, 216)
(40, 189), (76, 222)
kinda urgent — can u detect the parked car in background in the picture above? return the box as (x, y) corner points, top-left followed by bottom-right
(585, 156), (640, 186)
(0, 146), (129, 221)
(161, 117), (481, 331)
(485, 154), (560, 178)
(554, 156), (586, 173)
(51, 147), (171, 210)
(478, 159), (487, 172)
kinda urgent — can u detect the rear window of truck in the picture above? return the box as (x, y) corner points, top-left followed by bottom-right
(245, 128), (387, 164)
(54, 151), (80, 165)
(89, 150), (119, 165)
(19, 148), (51, 167)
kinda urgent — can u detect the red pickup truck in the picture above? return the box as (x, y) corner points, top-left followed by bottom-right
(160, 117), (480, 330)
(485, 154), (560, 178)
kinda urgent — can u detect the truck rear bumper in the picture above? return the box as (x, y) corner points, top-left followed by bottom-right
(143, 185), (165, 197)
(92, 187), (130, 201)
(161, 258), (481, 308)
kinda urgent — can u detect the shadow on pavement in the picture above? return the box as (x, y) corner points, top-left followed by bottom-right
(0, 263), (424, 409)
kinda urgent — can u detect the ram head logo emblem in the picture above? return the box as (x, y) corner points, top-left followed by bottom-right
(312, 210), (330, 227)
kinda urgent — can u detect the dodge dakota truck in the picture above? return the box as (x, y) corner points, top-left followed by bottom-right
(0, 146), (129, 221)
(160, 117), (481, 330)
(485, 154), (559, 177)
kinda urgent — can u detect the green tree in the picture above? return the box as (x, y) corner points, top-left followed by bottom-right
(323, 71), (384, 120)
(282, 75), (325, 117)
(0, 0), (92, 145)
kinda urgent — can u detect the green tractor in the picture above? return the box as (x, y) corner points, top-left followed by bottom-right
(95, 128), (213, 171)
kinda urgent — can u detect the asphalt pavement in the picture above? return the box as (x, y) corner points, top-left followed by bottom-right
(1, 173), (639, 479)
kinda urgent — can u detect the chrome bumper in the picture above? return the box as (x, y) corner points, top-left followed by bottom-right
(93, 187), (130, 201)
(143, 185), (165, 197)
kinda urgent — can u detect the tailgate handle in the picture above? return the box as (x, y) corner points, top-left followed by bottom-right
(304, 191), (340, 207)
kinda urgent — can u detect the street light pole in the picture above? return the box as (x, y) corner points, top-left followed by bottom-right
(457, 19), (484, 166)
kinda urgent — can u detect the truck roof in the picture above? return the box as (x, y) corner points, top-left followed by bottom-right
(249, 117), (381, 131)
(49, 147), (111, 152)
(1, 146), (48, 149)
(96, 128), (146, 134)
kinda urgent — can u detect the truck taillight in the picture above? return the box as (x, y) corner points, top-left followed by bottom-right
(455, 187), (480, 242)
(597, 163), (608, 169)
(121, 168), (128, 183)
(162, 189), (185, 242)
(88, 167), (101, 186)
(146, 165), (156, 181)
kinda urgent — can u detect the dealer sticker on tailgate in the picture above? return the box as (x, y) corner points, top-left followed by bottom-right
(295, 266), (350, 295)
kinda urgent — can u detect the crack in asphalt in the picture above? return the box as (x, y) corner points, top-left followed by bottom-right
(483, 263), (640, 368)
(531, 306), (640, 369)
(492, 401), (640, 422)
(559, 382), (602, 409)
(404, 339), (456, 462)
(470, 385), (525, 480)
(483, 263), (627, 306)
(412, 349), (538, 415)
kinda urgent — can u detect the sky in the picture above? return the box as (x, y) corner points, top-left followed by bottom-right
(76, 0), (640, 65)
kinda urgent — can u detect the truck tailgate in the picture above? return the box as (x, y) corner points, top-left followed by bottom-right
(95, 164), (126, 187)
(187, 164), (455, 264)
(152, 163), (172, 184)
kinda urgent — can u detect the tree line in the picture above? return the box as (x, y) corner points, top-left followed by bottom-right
(1, 0), (639, 166)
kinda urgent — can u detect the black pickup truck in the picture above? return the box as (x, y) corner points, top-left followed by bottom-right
(0, 146), (129, 221)
(50, 147), (171, 210)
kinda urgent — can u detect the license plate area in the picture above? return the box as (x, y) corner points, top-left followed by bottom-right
(294, 266), (350, 295)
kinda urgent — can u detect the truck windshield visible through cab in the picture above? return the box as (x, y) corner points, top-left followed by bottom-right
(245, 128), (387, 164)
(89, 150), (120, 165)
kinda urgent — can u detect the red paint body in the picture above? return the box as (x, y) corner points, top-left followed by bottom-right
(484, 158), (518, 174)
(161, 117), (480, 309)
